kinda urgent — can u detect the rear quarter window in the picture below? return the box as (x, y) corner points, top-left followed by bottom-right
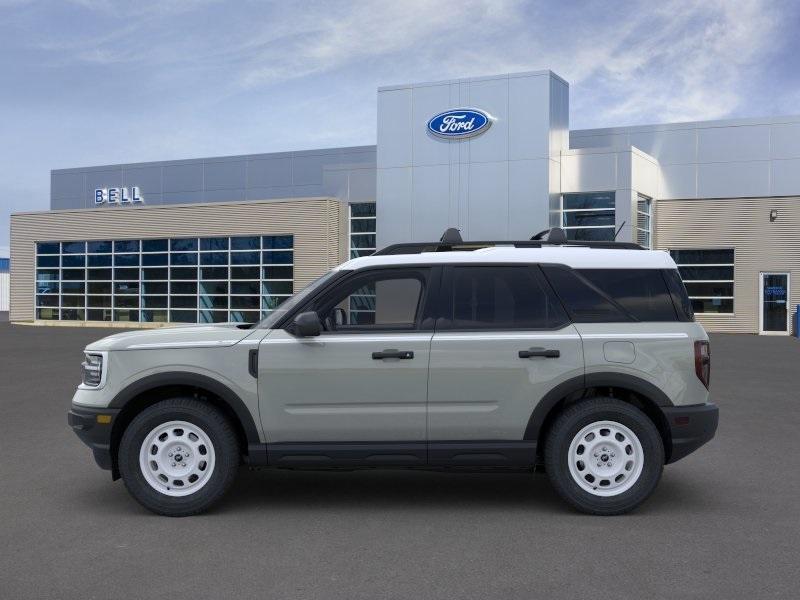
(577, 269), (678, 322)
(662, 269), (695, 321)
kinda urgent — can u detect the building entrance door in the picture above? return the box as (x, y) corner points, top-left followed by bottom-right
(759, 273), (790, 335)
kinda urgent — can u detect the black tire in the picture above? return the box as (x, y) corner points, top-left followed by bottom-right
(544, 397), (664, 515)
(118, 397), (240, 517)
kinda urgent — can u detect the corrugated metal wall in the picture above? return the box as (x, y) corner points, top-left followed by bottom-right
(10, 198), (346, 322)
(656, 196), (800, 333)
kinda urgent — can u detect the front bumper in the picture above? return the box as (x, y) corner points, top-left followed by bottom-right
(662, 402), (719, 464)
(68, 405), (121, 472)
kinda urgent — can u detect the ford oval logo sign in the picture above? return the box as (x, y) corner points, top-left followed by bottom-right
(427, 108), (493, 139)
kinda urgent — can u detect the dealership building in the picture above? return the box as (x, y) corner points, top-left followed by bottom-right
(10, 69), (800, 334)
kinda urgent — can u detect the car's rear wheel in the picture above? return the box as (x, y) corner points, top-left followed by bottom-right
(544, 397), (664, 515)
(118, 398), (239, 516)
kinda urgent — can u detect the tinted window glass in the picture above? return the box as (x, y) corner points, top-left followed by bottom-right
(113, 240), (139, 253)
(578, 269), (677, 322)
(691, 298), (733, 313)
(88, 254), (112, 267)
(142, 239), (168, 252)
(563, 211), (615, 227)
(200, 237), (228, 251)
(565, 228), (615, 241)
(562, 192), (615, 210)
(262, 235), (293, 249)
(678, 266), (733, 281)
(315, 270), (426, 330)
(449, 267), (567, 330)
(670, 249), (733, 264)
(663, 269), (694, 321)
(36, 242), (59, 254)
(62, 255), (85, 267)
(37, 256), (58, 268)
(230, 236), (260, 250)
(87, 241), (112, 253)
(541, 266), (630, 323)
(62, 241), (86, 254)
(170, 238), (198, 251)
(142, 253), (168, 266)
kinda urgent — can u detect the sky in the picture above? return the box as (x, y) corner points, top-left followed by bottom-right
(1, 0), (799, 250)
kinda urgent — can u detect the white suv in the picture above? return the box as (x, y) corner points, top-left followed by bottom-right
(68, 228), (718, 516)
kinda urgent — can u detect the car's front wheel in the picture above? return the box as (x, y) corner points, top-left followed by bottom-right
(544, 398), (664, 515)
(118, 398), (239, 516)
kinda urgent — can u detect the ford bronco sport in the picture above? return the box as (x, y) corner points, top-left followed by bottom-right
(68, 228), (718, 516)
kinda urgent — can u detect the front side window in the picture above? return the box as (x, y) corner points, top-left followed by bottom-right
(670, 249), (734, 314)
(561, 192), (616, 241)
(314, 269), (428, 331)
(447, 266), (568, 330)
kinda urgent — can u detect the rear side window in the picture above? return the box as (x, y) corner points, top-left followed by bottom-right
(541, 266), (630, 323)
(662, 269), (694, 321)
(448, 266), (568, 330)
(578, 269), (678, 322)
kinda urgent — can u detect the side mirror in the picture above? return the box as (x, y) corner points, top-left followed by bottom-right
(293, 311), (321, 337)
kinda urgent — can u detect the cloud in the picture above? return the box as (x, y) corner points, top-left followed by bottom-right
(0, 0), (797, 248)
(569, 0), (784, 124)
(236, 0), (524, 88)
(8, 0), (790, 124)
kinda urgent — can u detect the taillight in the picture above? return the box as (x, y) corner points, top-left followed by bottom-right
(694, 340), (710, 389)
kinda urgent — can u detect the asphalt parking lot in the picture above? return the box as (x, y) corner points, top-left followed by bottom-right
(1, 323), (798, 599)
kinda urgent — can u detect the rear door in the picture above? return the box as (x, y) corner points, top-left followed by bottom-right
(426, 265), (584, 465)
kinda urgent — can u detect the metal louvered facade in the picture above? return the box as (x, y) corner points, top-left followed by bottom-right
(10, 198), (346, 324)
(656, 196), (800, 333)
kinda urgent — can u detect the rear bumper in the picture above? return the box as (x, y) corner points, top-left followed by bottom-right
(663, 402), (719, 464)
(68, 405), (120, 472)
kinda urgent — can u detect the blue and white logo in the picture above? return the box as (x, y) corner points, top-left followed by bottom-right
(427, 108), (493, 139)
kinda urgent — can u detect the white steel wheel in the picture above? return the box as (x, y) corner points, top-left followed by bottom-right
(567, 420), (644, 497)
(138, 420), (216, 497)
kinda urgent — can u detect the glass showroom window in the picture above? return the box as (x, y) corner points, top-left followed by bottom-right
(636, 195), (652, 249)
(35, 235), (293, 324)
(670, 249), (734, 314)
(349, 203), (376, 258)
(561, 192), (616, 241)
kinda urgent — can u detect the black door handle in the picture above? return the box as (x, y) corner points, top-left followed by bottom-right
(372, 349), (415, 360)
(519, 347), (560, 359)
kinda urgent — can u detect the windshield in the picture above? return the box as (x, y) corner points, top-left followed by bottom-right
(256, 269), (343, 329)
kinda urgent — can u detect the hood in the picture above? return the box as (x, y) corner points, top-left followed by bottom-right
(85, 323), (255, 352)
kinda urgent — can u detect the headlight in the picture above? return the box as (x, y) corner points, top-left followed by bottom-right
(81, 353), (104, 387)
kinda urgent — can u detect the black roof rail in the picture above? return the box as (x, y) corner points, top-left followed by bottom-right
(372, 227), (644, 256)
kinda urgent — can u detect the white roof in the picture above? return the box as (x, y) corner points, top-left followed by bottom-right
(338, 246), (677, 271)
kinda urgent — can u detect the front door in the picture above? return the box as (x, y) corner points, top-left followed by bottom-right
(258, 267), (437, 462)
(426, 265), (584, 465)
(759, 272), (790, 335)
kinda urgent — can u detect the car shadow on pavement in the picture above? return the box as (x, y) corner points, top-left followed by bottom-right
(226, 469), (709, 514)
(66, 467), (710, 517)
